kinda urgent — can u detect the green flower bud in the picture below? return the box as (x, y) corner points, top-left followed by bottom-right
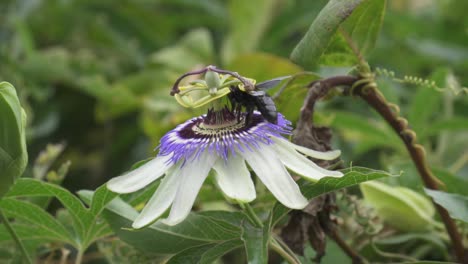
(0, 82), (28, 198)
(360, 181), (438, 232)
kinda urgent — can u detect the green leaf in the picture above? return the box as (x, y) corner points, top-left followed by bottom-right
(0, 198), (75, 246)
(0, 82), (28, 198)
(6, 179), (88, 241)
(79, 186), (119, 243)
(424, 189), (468, 223)
(318, 0), (387, 67)
(272, 167), (393, 225)
(87, 185), (119, 217)
(5, 179), (117, 249)
(361, 181), (438, 232)
(167, 240), (242, 264)
(290, 0), (364, 69)
(222, 0), (278, 63)
(318, 33), (358, 67)
(341, 0), (386, 56)
(82, 192), (245, 258)
(0, 224), (58, 244)
(0, 222), (70, 249)
(241, 221), (269, 264)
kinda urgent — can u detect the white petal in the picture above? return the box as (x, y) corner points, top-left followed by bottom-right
(272, 137), (341, 160)
(107, 155), (173, 193)
(132, 164), (182, 229)
(240, 144), (308, 209)
(273, 139), (343, 180)
(213, 154), (256, 203)
(162, 151), (216, 226)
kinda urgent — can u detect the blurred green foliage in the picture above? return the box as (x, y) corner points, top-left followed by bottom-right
(0, 0), (467, 262)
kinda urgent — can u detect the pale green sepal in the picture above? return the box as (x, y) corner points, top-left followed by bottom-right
(360, 181), (438, 232)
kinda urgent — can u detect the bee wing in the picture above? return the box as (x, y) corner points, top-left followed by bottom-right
(255, 76), (291, 90)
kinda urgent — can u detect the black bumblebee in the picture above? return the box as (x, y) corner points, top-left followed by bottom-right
(228, 76), (289, 125)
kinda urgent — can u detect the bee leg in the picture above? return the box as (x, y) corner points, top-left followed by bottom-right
(245, 106), (254, 125)
(235, 104), (243, 122)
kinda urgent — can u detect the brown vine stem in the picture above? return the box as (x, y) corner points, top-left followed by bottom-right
(326, 227), (367, 264)
(303, 79), (367, 264)
(308, 75), (466, 263)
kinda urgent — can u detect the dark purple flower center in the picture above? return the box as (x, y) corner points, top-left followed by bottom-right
(157, 107), (291, 164)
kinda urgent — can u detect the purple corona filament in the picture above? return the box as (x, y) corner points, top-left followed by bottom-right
(159, 107), (291, 165)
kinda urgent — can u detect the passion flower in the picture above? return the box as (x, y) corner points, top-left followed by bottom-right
(107, 67), (343, 228)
